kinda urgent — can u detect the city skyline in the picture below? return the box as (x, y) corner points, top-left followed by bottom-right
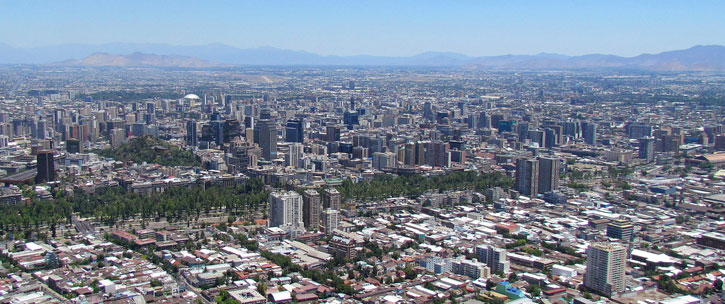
(1, 1), (724, 57)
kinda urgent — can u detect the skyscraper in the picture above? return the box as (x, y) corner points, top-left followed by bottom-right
(323, 188), (341, 210)
(584, 243), (627, 297)
(286, 143), (304, 168)
(372, 152), (397, 170)
(476, 245), (510, 274)
(256, 119), (277, 160)
(285, 118), (304, 143)
(583, 121), (597, 145)
(269, 191), (304, 229)
(538, 157), (560, 194)
(35, 150), (55, 183)
(326, 125), (341, 142)
(515, 158), (539, 196)
(303, 190), (321, 230)
(638, 137), (655, 163)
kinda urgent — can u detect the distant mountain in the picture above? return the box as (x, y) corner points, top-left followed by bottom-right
(57, 52), (231, 68)
(1, 42), (724, 70)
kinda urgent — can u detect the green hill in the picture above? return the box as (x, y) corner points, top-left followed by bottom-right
(98, 136), (200, 167)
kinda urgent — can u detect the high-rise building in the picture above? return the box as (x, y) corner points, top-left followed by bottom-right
(323, 188), (341, 210)
(285, 118), (304, 143)
(424, 141), (450, 167)
(35, 150), (55, 183)
(269, 191), (304, 229)
(302, 190), (321, 230)
(627, 122), (653, 139)
(714, 134), (725, 151)
(583, 121), (597, 145)
(326, 125), (341, 142)
(186, 120), (198, 147)
(606, 218), (634, 242)
(256, 119), (277, 160)
(321, 209), (340, 234)
(109, 128), (126, 148)
(476, 245), (510, 274)
(638, 137), (655, 163)
(515, 158), (539, 196)
(372, 152), (397, 170)
(584, 243), (627, 297)
(538, 157), (560, 194)
(286, 143), (304, 168)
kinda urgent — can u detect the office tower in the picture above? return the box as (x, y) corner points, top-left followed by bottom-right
(35, 150), (55, 183)
(66, 139), (82, 154)
(286, 143), (304, 168)
(515, 158), (539, 197)
(303, 190), (321, 230)
(256, 119), (277, 160)
(563, 121), (581, 138)
(660, 134), (681, 153)
(516, 122), (530, 140)
(544, 128), (557, 148)
(244, 116), (254, 129)
(222, 119), (241, 143)
(372, 152), (397, 170)
(343, 111), (359, 127)
(638, 137), (655, 163)
(607, 218), (634, 242)
(538, 157), (560, 194)
(323, 188), (341, 210)
(109, 128), (126, 148)
(414, 141), (425, 165)
(349, 96), (355, 110)
(497, 120), (516, 133)
(321, 209), (340, 235)
(467, 113), (478, 129)
(584, 243), (627, 297)
(714, 134), (725, 151)
(186, 120), (199, 147)
(423, 102), (433, 121)
(326, 125), (341, 142)
(210, 115), (225, 145)
(424, 141), (450, 167)
(627, 122), (653, 139)
(583, 122), (597, 145)
(37, 120), (47, 140)
(131, 122), (147, 137)
(259, 108), (271, 120)
(528, 130), (546, 147)
(269, 191), (304, 229)
(285, 118), (304, 143)
(476, 245), (510, 274)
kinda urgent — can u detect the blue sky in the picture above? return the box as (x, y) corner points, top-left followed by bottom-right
(1, 0), (723, 57)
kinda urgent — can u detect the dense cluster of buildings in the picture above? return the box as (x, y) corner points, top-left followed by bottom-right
(0, 66), (724, 303)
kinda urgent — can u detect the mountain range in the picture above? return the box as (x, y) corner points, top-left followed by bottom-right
(1, 42), (724, 70)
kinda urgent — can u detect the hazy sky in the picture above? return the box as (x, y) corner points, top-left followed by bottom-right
(1, 0), (724, 57)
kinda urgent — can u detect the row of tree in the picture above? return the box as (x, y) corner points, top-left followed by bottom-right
(0, 178), (269, 233)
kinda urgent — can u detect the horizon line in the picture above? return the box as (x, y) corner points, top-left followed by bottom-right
(2, 42), (722, 59)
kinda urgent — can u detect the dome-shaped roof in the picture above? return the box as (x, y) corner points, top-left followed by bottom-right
(183, 94), (200, 100)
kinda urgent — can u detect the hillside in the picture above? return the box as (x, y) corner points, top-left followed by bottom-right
(98, 136), (199, 167)
(2, 43), (724, 70)
(58, 52), (231, 68)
